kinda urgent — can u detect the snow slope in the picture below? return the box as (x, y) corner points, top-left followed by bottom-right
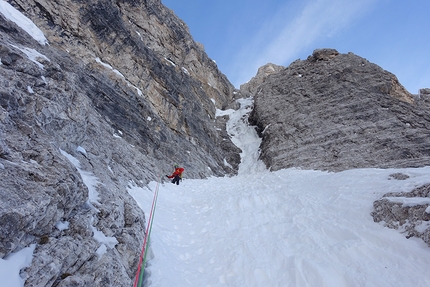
(130, 167), (430, 287)
(128, 97), (430, 287)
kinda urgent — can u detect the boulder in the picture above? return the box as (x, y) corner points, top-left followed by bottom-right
(372, 182), (430, 246)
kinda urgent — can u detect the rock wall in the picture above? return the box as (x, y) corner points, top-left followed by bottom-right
(0, 0), (238, 286)
(10, 0), (239, 176)
(240, 63), (284, 98)
(247, 48), (430, 172)
(372, 177), (430, 246)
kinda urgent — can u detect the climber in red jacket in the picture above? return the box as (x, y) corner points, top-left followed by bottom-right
(166, 164), (184, 185)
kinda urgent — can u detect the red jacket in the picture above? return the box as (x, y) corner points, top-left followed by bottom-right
(167, 167), (184, 179)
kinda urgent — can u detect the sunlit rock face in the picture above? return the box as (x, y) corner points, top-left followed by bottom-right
(240, 63), (284, 98)
(1, 0), (239, 285)
(247, 48), (430, 172)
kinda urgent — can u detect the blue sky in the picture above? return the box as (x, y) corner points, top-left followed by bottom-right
(161, 0), (429, 93)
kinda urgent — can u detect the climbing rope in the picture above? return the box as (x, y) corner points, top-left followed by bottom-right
(133, 176), (161, 287)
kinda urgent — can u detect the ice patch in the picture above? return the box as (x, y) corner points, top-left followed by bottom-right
(11, 45), (50, 69)
(76, 146), (87, 156)
(91, 224), (118, 249)
(55, 221), (70, 231)
(182, 67), (190, 75)
(60, 149), (100, 206)
(95, 57), (124, 78)
(215, 108), (234, 118)
(96, 244), (107, 260)
(165, 58), (176, 66)
(225, 97), (266, 174)
(0, 1), (48, 45)
(223, 158), (233, 169)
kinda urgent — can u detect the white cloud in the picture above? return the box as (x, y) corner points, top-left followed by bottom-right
(231, 0), (377, 87)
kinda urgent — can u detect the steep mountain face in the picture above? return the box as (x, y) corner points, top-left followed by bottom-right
(0, 0), (238, 286)
(10, 0), (239, 176)
(247, 48), (430, 172)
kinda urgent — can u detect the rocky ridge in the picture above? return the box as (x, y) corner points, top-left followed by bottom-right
(240, 63), (284, 98)
(247, 48), (430, 172)
(0, 0), (239, 286)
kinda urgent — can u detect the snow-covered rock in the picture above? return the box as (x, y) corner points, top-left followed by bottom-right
(372, 181), (430, 246)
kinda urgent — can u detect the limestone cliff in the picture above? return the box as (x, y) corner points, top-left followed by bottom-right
(0, 0), (238, 286)
(240, 63), (284, 98)
(9, 0), (239, 175)
(248, 48), (430, 172)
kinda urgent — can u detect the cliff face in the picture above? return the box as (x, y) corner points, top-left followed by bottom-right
(0, 0), (238, 286)
(9, 0), (239, 176)
(247, 49), (430, 172)
(240, 63), (284, 98)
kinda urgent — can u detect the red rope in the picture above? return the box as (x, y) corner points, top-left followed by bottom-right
(133, 178), (160, 287)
